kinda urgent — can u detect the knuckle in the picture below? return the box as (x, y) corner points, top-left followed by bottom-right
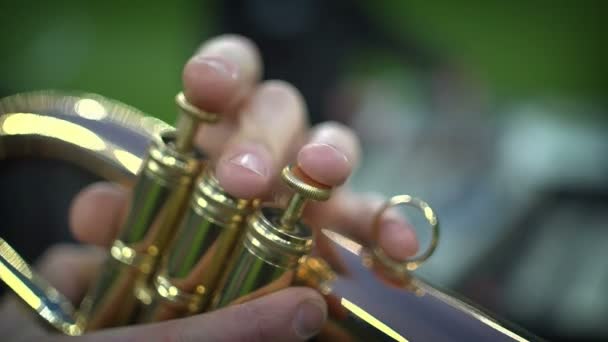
(314, 121), (357, 141)
(38, 244), (75, 266)
(260, 80), (308, 126)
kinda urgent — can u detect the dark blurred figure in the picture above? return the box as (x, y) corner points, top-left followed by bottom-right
(213, 0), (440, 124)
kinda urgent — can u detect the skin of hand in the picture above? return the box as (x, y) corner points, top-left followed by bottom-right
(0, 35), (419, 341)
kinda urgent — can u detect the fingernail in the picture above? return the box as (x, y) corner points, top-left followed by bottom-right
(229, 152), (268, 177)
(292, 299), (327, 339)
(309, 143), (349, 163)
(297, 143), (351, 186)
(192, 55), (238, 80)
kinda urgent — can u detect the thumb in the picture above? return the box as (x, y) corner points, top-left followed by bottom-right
(80, 287), (328, 342)
(34, 244), (105, 303)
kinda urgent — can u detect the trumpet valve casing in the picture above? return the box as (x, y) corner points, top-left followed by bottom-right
(140, 168), (257, 321)
(78, 92), (214, 330)
(210, 165), (331, 309)
(210, 206), (314, 308)
(78, 132), (200, 330)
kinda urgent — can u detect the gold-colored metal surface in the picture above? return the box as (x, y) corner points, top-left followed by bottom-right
(280, 164), (332, 201)
(370, 195), (439, 273)
(0, 238), (83, 336)
(174, 92), (218, 153)
(0, 90), (220, 332)
(310, 226), (533, 341)
(296, 256), (411, 341)
(77, 134), (200, 330)
(77, 90), (227, 330)
(0, 90), (171, 140)
(0, 91), (171, 187)
(209, 206), (313, 308)
(0, 90), (163, 336)
(0, 90), (539, 341)
(139, 168), (257, 321)
(210, 165), (331, 308)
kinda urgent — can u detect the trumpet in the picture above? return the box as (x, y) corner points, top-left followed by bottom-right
(0, 90), (536, 341)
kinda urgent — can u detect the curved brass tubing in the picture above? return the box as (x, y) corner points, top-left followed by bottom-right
(0, 90), (170, 185)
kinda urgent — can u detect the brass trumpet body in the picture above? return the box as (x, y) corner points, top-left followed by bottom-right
(0, 91), (537, 341)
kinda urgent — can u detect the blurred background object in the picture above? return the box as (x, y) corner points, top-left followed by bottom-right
(0, 1), (607, 341)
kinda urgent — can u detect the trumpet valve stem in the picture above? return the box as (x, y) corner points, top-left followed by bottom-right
(279, 165), (332, 230)
(174, 92), (220, 153)
(280, 193), (306, 228)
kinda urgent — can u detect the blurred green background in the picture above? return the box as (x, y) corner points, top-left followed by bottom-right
(0, 0), (605, 122)
(1, 1), (607, 341)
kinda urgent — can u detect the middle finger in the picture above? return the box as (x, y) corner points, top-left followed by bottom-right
(216, 80), (307, 199)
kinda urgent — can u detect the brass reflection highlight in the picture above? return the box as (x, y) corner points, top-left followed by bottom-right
(139, 169), (257, 321)
(0, 238), (82, 336)
(0, 91), (538, 341)
(341, 298), (408, 342)
(210, 165), (329, 309)
(322, 229), (363, 256)
(370, 195), (439, 273)
(113, 149), (143, 175)
(1, 113), (106, 151)
(74, 98), (108, 120)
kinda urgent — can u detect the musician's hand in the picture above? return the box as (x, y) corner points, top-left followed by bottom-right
(72, 34), (418, 263)
(64, 34), (419, 340)
(0, 245), (327, 341)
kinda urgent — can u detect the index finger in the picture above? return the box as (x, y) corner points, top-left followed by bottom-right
(70, 35), (263, 245)
(184, 35), (263, 157)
